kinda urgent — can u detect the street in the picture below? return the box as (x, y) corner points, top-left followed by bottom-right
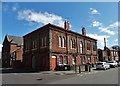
(48, 68), (118, 84)
(1, 67), (119, 84)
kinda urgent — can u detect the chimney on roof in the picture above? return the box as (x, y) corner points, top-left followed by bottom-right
(82, 27), (86, 36)
(104, 38), (107, 50)
(64, 21), (70, 30)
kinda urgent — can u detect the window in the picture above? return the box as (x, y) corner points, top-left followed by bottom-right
(62, 37), (66, 47)
(32, 40), (35, 49)
(41, 38), (44, 47)
(11, 52), (16, 61)
(70, 39), (76, 49)
(72, 57), (76, 64)
(70, 39), (73, 49)
(94, 57), (97, 63)
(80, 57), (83, 64)
(59, 36), (62, 47)
(93, 44), (96, 51)
(41, 36), (47, 47)
(73, 39), (76, 48)
(44, 37), (47, 46)
(80, 56), (85, 64)
(25, 42), (28, 50)
(59, 36), (66, 48)
(59, 56), (63, 65)
(32, 40), (37, 49)
(87, 42), (91, 50)
(80, 41), (83, 53)
(64, 56), (68, 65)
(87, 56), (91, 63)
(35, 40), (37, 48)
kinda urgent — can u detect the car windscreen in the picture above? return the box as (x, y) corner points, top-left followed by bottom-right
(107, 62), (113, 63)
(97, 63), (103, 65)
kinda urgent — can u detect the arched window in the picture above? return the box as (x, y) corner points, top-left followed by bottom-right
(41, 38), (44, 47)
(59, 55), (63, 65)
(80, 41), (83, 53)
(59, 36), (62, 47)
(44, 36), (46, 46)
(70, 39), (73, 49)
(72, 57), (75, 64)
(62, 36), (66, 48)
(80, 56), (83, 64)
(64, 56), (68, 65)
(73, 39), (76, 48)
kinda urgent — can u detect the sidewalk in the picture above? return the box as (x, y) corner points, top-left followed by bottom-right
(40, 67), (96, 75)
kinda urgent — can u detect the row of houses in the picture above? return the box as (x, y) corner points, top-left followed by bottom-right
(2, 21), (120, 71)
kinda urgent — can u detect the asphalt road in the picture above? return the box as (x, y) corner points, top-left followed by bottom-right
(48, 68), (119, 84)
(1, 67), (119, 84)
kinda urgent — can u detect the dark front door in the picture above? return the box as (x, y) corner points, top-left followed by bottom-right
(32, 56), (35, 69)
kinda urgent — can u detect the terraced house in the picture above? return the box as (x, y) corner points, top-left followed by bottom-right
(23, 21), (98, 71)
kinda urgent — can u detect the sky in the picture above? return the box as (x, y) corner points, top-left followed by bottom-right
(1, 2), (119, 52)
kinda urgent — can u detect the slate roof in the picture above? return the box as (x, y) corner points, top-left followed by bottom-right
(7, 35), (23, 45)
(24, 23), (97, 41)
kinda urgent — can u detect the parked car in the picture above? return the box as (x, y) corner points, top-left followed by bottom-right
(117, 61), (120, 67)
(107, 61), (118, 68)
(96, 62), (110, 70)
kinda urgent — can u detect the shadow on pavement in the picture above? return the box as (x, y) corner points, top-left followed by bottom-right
(1, 68), (40, 74)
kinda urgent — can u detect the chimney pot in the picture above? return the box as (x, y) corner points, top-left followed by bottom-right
(82, 27), (86, 36)
(64, 21), (70, 30)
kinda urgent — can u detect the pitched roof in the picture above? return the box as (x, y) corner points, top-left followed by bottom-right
(24, 23), (97, 41)
(6, 35), (23, 45)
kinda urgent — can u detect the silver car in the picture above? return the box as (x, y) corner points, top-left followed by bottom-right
(107, 61), (118, 68)
(96, 62), (110, 70)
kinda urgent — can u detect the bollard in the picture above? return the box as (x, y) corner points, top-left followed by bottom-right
(85, 64), (88, 71)
(89, 65), (91, 72)
(79, 65), (81, 73)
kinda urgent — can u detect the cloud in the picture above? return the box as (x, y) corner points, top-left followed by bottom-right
(87, 34), (110, 49)
(0, 44), (3, 52)
(92, 21), (115, 35)
(109, 22), (120, 29)
(12, 3), (19, 11)
(89, 8), (100, 15)
(114, 39), (118, 42)
(17, 9), (65, 27)
(93, 21), (102, 27)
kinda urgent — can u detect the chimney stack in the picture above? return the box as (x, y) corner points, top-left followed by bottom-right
(64, 21), (70, 30)
(104, 38), (107, 50)
(82, 27), (86, 36)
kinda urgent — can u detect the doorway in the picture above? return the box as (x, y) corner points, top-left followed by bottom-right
(32, 56), (35, 69)
(51, 56), (56, 70)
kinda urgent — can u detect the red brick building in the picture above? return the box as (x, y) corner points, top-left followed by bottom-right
(2, 35), (23, 68)
(23, 21), (98, 71)
(98, 38), (120, 62)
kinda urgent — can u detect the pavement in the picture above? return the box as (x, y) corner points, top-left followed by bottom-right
(39, 67), (96, 75)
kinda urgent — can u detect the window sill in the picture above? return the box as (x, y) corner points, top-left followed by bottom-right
(40, 46), (48, 48)
(70, 48), (76, 50)
(59, 47), (66, 48)
(32, 48), (37, 50)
